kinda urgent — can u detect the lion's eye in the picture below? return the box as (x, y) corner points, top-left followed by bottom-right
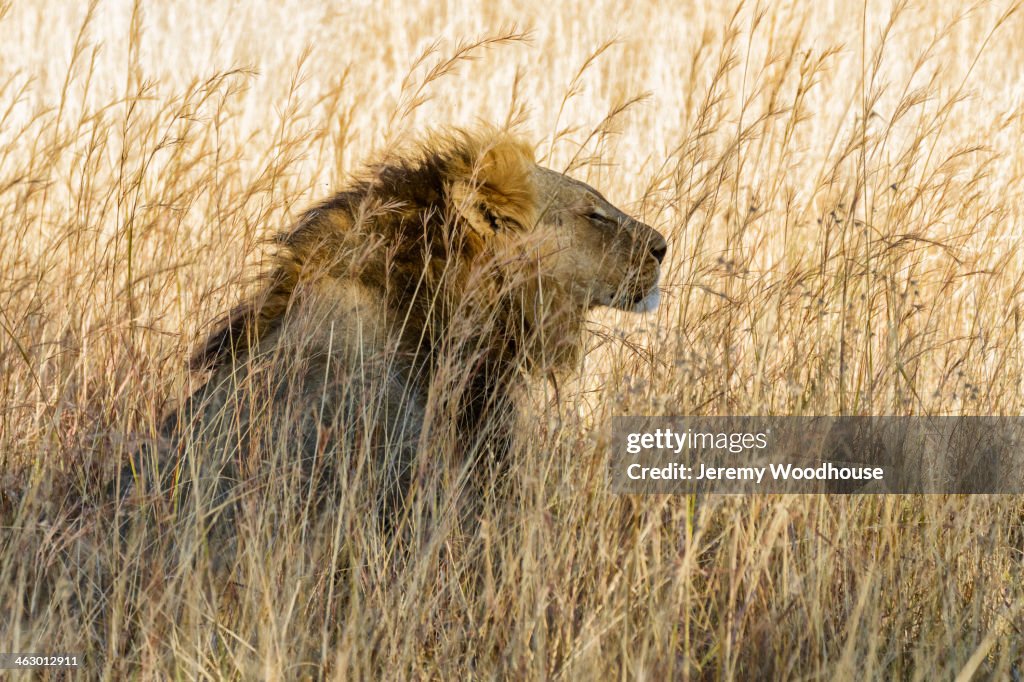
(588, 211), (615, 226)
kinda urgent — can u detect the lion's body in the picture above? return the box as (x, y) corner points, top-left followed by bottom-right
(124, 128), (666, 511)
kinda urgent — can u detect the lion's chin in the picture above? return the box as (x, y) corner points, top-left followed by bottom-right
(598, 284), (661, 313)
(629, 287), (661, 313)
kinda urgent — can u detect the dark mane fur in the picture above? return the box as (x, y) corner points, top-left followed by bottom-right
(189, 129), (538, 376)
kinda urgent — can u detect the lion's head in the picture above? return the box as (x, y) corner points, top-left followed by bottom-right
(192, 130), (667, 378)
(445, 134), (666, 323)
(528, 165), (666, 313)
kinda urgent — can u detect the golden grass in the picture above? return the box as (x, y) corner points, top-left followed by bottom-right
(3, 0), (1024, 677)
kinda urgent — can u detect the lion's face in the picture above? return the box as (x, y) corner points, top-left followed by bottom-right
(529, 166), (667, 313)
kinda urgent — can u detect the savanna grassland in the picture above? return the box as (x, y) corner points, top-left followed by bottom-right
(3, 0), (1024, 678)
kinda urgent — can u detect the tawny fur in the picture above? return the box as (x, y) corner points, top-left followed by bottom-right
(126, 127), (667, 511)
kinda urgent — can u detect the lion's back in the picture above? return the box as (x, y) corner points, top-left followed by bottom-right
(118, 276), (424, 509)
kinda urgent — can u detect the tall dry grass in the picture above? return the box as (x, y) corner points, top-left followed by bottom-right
(2, 0), (1024, 677)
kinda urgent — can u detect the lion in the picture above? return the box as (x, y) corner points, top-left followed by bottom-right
(119, 128), (666, 516)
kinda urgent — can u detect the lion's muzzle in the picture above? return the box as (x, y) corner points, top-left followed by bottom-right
(619, 221), (666, 313)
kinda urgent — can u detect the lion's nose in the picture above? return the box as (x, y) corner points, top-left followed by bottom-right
(649, 233), (667, 264)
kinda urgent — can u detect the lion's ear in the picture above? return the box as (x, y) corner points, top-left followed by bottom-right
(450, 137), (537, 239)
